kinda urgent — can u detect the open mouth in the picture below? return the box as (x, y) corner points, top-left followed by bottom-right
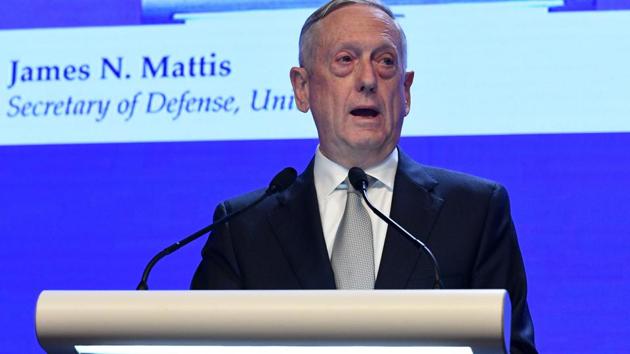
(350, 108), (380, 117)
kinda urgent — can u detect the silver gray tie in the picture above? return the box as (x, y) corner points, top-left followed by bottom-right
(331, 178), (375, 289)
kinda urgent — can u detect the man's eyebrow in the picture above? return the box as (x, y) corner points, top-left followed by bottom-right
(328, 42), (399, 56)
(328, 42), (361, 55)
(372, 43), (399, 56)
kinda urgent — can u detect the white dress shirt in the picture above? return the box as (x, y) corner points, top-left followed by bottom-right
(313, 146), (398, 276)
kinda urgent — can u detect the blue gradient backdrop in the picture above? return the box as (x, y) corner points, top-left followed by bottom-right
(2, 134), (629, 352)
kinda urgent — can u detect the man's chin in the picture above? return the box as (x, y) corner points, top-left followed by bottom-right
(345, 137), (395, 159)
(346, 133), (388, 150)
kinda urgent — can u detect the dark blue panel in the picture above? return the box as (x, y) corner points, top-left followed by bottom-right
(5, 0), (614, 30)
(549, 0), (630, 11)
(0, 0), (142, 30)
(1, 133), (629, 352)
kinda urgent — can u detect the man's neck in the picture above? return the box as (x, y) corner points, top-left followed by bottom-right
(319, 147), (396, 170)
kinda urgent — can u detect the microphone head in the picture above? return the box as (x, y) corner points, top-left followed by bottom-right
(267, 167), (298, 194)
(348, 167), (369, 191)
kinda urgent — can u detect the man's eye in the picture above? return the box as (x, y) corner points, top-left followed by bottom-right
(338, 55), (352, 63)
(381, 57), (395, 66)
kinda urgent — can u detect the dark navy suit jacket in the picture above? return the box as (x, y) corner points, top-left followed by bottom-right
(192, 150), (537, 353)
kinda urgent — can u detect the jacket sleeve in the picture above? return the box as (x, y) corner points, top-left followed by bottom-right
(471, 184), (538, 354)
(190, 201), (243, 290)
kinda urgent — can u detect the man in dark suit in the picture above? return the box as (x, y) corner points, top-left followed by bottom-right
(192, 1), (537, 352)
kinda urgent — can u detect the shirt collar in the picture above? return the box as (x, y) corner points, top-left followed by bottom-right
(314, 146), (398, 196)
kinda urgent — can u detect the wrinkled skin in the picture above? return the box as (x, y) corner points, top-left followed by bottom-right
(291, 4), (414, 169)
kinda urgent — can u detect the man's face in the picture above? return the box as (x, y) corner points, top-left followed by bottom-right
(291, 4), (414, 168)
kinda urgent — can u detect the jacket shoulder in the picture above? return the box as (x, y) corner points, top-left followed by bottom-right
(220, 188), (267, 214)
(420, 164), (504, 196)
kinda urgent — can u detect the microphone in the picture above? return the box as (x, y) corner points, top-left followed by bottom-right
(136, 167), (298, 290)
(348, 167), (444, 289)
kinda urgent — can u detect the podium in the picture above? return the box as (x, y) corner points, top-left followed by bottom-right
(36, 290), (511, 354)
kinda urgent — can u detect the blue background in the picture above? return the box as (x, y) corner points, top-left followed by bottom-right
(1, 0), (630, 353)
(3, 134), (629, 352)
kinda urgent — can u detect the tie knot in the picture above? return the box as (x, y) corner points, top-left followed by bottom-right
(347, 178), (360, 194)
(340, 175), (376, 195)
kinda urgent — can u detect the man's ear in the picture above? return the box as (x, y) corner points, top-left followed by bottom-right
(290, 67), (310, 113)
(403, 71), (414, 116)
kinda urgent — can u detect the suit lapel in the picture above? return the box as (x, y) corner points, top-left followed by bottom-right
(267, 161), (336, 289)
(375, 150), (444, 289)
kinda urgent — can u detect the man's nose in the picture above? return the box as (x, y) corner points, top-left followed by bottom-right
(356, 61), (377, 94)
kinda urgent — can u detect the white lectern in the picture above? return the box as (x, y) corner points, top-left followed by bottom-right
(36, 290), (511, 354)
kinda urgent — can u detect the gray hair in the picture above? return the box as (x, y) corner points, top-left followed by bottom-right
(298, 0), (407, 69)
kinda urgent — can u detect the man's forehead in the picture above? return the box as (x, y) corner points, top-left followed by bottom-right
(325, 37), (400, 59)
(314, 5), (402, 51)
(318, 4), (397, 31)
